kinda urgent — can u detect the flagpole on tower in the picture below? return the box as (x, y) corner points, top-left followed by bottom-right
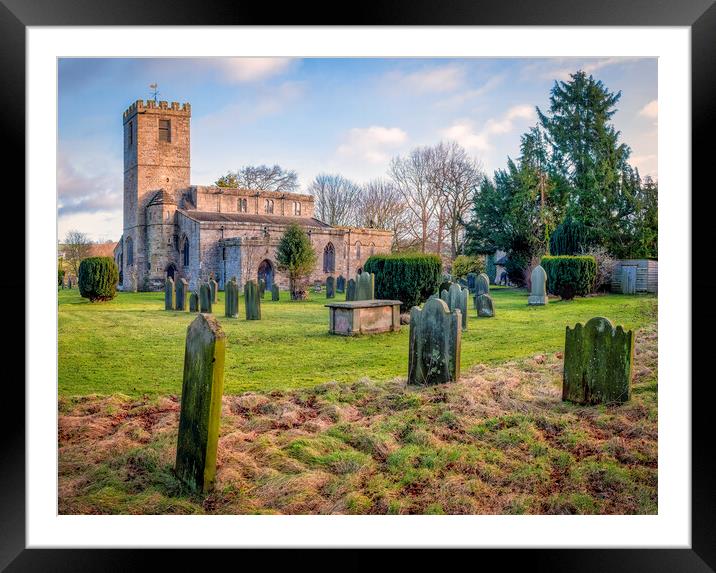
(149, 83), (159, 103)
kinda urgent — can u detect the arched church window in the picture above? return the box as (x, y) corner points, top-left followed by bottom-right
(323, 242), (335, 273)
(182, 236), (190, 267)
(238, 198), (247, 213)
(293, 201), (301, 215)
(126, 237), (134, 266)
(370, 242), (375, 256)
(355, 241), (361, 260)
(264, 199), (274, 214)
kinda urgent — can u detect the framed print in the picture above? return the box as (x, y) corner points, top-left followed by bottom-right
(3, 0), (712, 569)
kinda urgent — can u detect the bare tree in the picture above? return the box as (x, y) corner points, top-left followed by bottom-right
(215, 164), (299, 192)
(355, 179), (407, 250)
(63, 230), (92, 277)
(307, 173), (360, 226)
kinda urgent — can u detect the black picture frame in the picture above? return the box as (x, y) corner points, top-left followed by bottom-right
(3, 0), (710, 569)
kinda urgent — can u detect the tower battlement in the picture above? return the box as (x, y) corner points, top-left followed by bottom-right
(123, 100), (191, 122)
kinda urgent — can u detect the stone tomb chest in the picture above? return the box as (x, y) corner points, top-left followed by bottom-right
(326, 300), (402, 336)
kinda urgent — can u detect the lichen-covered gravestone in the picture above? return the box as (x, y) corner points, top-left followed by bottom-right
(165, 277), (175, 310)
(563, 316), (634, 405)
(355, 272), (375, 301)
(346, 278), (357, 301)
(189, 292), (199, 312)
(467, 272), (477, 293)
(209, 278), (219, 303)
(326, 276), (335, 299)
(175, 313), (226, 493)
(258, 278), (266, 298)
(475, 293), (495, 317)
(441, 282), (469, 331)
(271, 283), (279, 301)
(244, 279), (261, 320)
(199, 282), (212, 313)
(225, 278), (239, 318)
(408, 297), (461, 385)
(475, 273), (490, 297)
(528, 264), (548, 306)
(336, 275), (345, 293)
(176, 278), (189, 311)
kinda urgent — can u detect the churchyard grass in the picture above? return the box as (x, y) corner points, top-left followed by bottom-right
(58, 287), (656, 398)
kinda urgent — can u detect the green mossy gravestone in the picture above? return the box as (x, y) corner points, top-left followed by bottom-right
(225, 278), (239, 318)
(475, 293), (495, 317)
(408, 297), (461, 386)
(326, 276), (335, 299)
(528, 264), (548, 306)
(209, 278), (219, 303)
(258, 278), (266, 298)
(244, 280), (261, 320)
(336, 275), (345, 293)
(466, 272), (477, 293)
(199, 282), (212, 313)
(189, 292), (199, 312)
(175, 313), (226, 493)
(165, 277), (175, 310)
(355, 272), (375, 301)
(441, 282), (469, 331)
(346, 279), (357, 301)
(563, 317), (634, 405)
(475, 273), (490, 297)
(271, 284), (279, 301)
(176, 278), (189, 311)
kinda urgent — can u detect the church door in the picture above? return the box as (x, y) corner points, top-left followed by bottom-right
(258, 259), (274, 291)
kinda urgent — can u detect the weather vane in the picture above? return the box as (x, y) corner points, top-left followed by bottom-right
(149, 83), (159, 103)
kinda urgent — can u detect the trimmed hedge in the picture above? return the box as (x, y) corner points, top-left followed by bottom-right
(364, 253), (442, 311)
(541, 255), (596, 300)
(78, 257), (119, 302)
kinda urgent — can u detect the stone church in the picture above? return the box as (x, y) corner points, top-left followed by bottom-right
(114, 99), (392, 292)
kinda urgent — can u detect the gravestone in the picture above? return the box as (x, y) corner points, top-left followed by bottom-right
(475, 273), (490, 297)
(176, 278), (189, 311)
(441, 282), (469, 331)
(244, 280), (261, 320)
(563, 317), (634, 405)
(346, 279), (357, 301)
(258, 278), (266, 298)
(175, 313), (226, 493)
(528, 264), (548, 306)
(326, 276), (335, 299)
(165, 277), (175, 310)
(225, 278), (239, 318)
(189, 292), (199, 312)
(336, 275), (345, 293)
(355, 272), (375, 301)
(209, 278), (219, 303)
(271, 283), (279, 301)
(475, 293), (495, 317)
(408, 297), (461, 385)
(467, 272), (477, 293)
(199, 282), (212, 313)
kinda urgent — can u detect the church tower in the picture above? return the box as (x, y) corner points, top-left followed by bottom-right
(121, 100), (191, 290)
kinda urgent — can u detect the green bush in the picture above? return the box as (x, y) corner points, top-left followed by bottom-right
(451, 255), (484, 279)
(78, 257), (119, 302)
(549, 217), (593, 255)
(58, 268), (65, 287)
(541, 256), (596, 300)
(364, 253), (442, 311)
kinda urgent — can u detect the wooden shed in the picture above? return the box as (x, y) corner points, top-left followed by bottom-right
(610, 259), (658, 294)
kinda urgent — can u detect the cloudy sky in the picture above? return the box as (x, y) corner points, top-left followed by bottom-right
(58, 57), (657, 242)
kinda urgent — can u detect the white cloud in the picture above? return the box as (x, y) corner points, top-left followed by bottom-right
(639, 99), (658, 120)
(57, 151), (122, 217)
(337, 126), (408, 163)
(630, 153), (658, 178)
(528, 57), (647, 82)
(214, 58), (294, 83)
(435, 75), (504, 109)
(387, 64), (466, 94)
(441, 104), (535, 152)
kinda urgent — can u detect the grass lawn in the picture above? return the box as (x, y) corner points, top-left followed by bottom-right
(58, 287), (657, 397)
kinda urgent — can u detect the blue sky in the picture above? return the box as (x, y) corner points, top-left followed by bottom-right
(58, 57), (657, 242)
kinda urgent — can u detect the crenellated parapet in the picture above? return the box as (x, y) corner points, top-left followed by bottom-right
(123, 100), (191, 122)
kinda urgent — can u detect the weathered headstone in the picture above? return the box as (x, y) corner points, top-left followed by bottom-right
(271, 283), (280, 301)
(346, 278), (357, 301)
(475, 273), (490, 297)
(176, 278), (189, 311)
(165, 277), (175, 310)
(408, 297), (461, 385)
(355, 272), (375, 301)
(225, 278), (239, 318)
(475, 293), (495, 317)
(528, 264), (548, 306)
(209, 278), (219, 303)
(563, 317), (634, 404)
(244, 279), (261, 320)
(199, 282), (212, 313)
(441, 282), (469, 330)
(326, 276), (335, 299)
(189, 292), (199, 312)
(336, 275), (346, 293)
(175, 313), (226, 493)
(438, 280), (452, 296)
(258, 278), (266, 298)
(467, 272), (477, 293)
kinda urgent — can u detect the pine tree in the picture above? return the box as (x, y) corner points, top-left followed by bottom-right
(275, 223), (317, 300)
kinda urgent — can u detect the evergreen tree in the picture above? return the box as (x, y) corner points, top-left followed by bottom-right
(275, 223), (317, 300)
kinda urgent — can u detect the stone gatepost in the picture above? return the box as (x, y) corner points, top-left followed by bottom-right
(563, 317), (634, 404)
(528, 265), (549, 306)
(408, 297), (461, 385)
(441, 282), (469, 331)
(199, 282), (212, 313)
(165, 277), (175, 310)
(244, 280), (261, 320)
(175, 313), (226, 493)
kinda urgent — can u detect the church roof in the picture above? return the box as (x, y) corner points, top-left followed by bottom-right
(178, 210), (332, 228)
(147, 189), (176, 206)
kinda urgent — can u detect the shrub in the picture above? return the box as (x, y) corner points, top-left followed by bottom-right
(78, 257), (119, 302)
(506, 251), (530, 287)
(541, 256), (597, 300)
(580, 245), (616, 292)
(485, 253), (497, 284)
(364, 253), (442, 311)
(451, 255), (484, 279)
(58, 268), (65, 287)
(549, 217), (593, 255)
(275, 223), (317, 301)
